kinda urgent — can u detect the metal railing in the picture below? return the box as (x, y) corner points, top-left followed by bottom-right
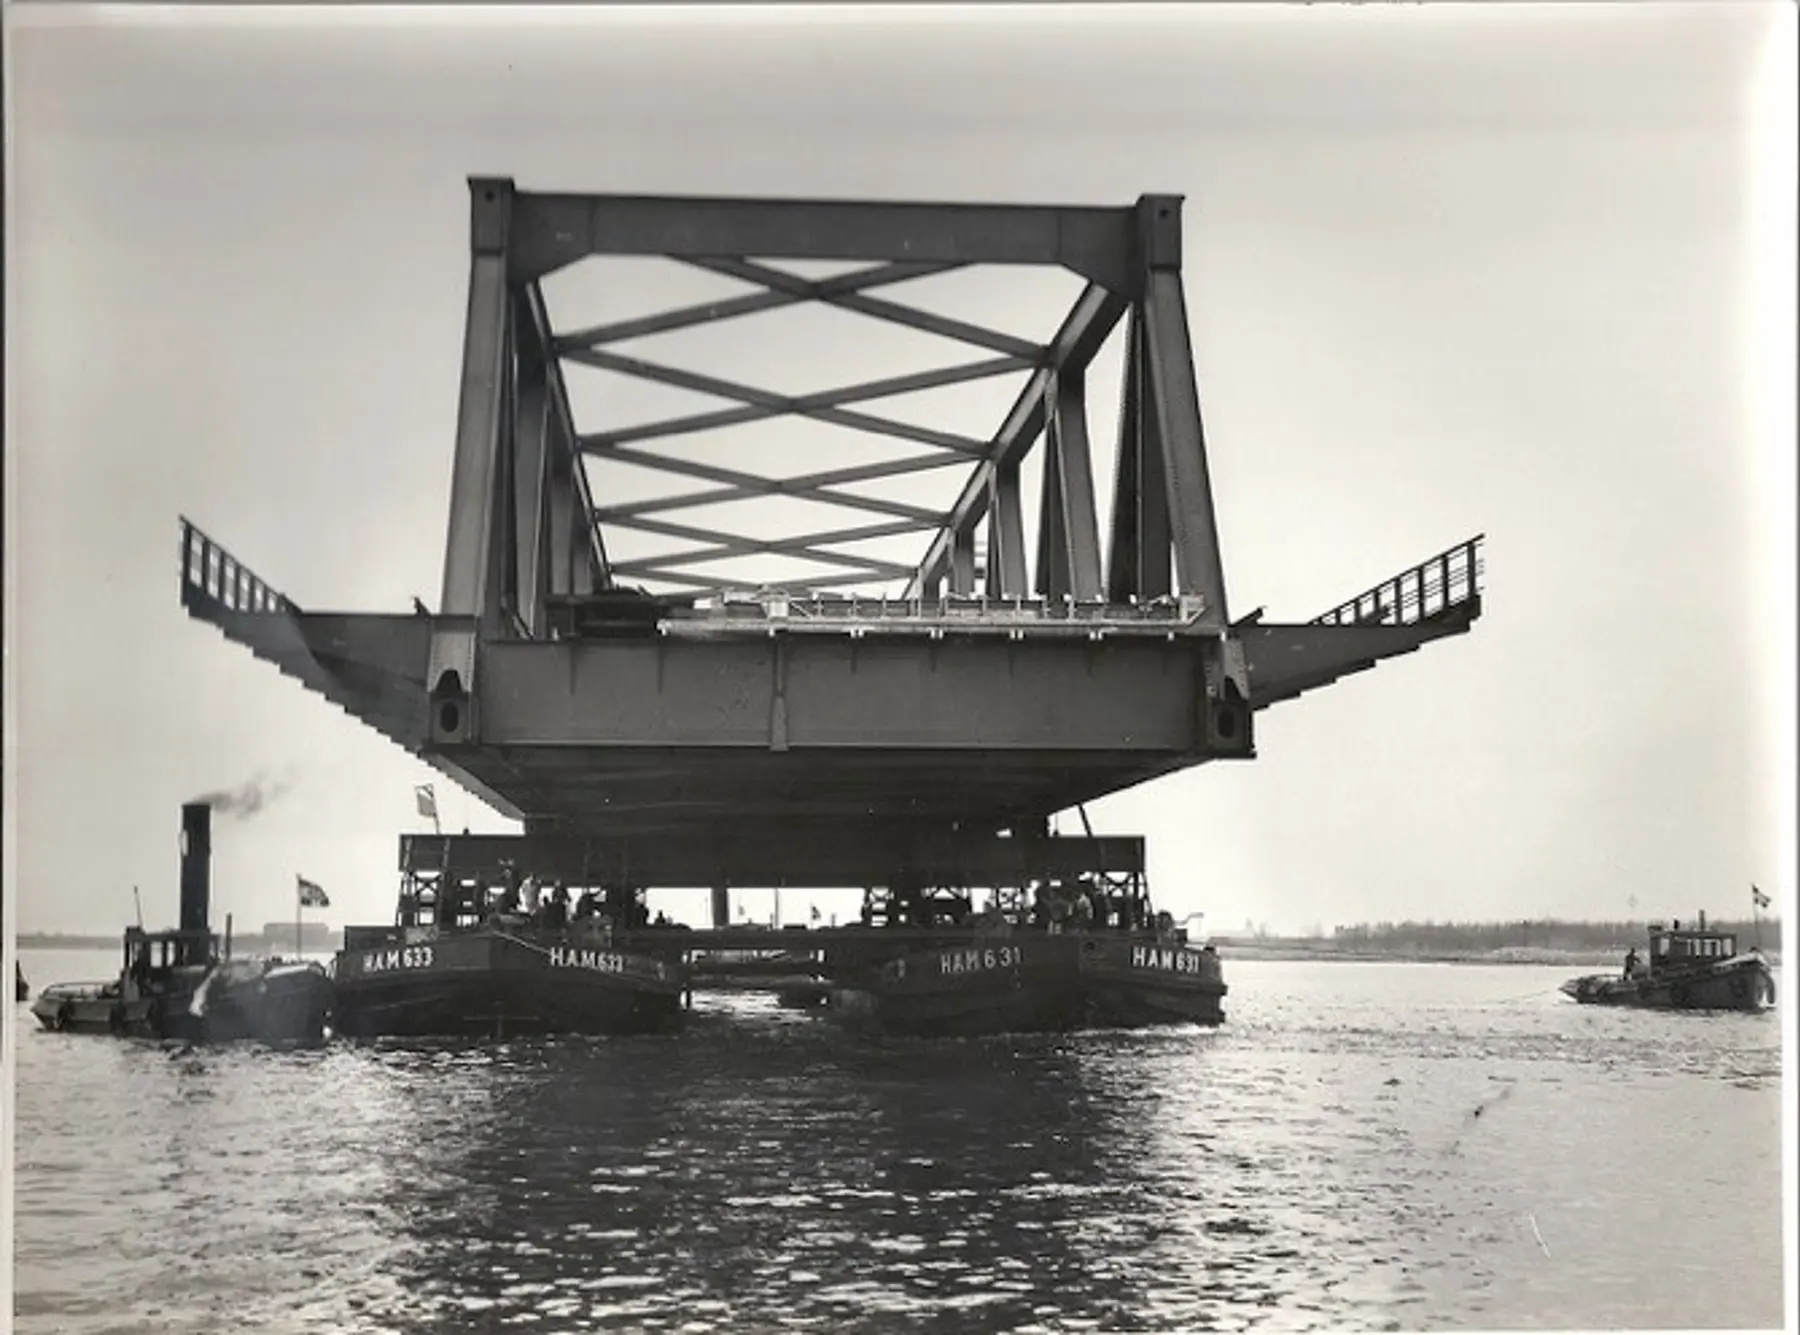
(180, 517), (296, 615)
(1311, 534), (1484, 628)
(661, 589), (1214, 638)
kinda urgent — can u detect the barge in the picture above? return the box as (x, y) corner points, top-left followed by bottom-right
(329, 828), (1220, 1039)
(1561, 913), (1776, 1012)
(822, 877), (1226, 1036)
(30, 803), (332, 1044)
(332, 837), (689, 1038)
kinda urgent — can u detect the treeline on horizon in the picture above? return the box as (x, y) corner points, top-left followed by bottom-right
(18, 929), (346, 950)
(1325, 917), (1782, 953)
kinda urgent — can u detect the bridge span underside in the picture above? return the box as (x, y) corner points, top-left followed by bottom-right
(180, 179), (1482, 886)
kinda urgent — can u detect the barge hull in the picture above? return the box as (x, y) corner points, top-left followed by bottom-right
(334, 968), (682, 1037)
(332, 929), (686, 1038)
(829, 933), (1226, 1037)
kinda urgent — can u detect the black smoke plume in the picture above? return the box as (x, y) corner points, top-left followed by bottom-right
(188, 771), (296, 820)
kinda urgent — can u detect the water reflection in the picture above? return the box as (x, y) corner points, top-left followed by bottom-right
(361, 1002), (1168, 1332)
(12, 959), (1785, 1333)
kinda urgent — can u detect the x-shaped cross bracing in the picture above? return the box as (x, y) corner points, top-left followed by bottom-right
(563, 257), (1032, 593)
(438, 181), (1231, 634)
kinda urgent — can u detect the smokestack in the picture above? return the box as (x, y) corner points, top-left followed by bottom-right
(180, 803), (212, 933)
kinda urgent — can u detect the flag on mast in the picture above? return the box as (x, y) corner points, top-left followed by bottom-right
(416, 784), (438, 821)
(1752, 885), (1770, 911)
(297, 875), (330, 909)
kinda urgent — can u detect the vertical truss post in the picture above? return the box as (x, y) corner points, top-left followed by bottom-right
(1106, 308), (1142, 603)
(986, 461), (1028, 598)
(512, 317), (552, 638)
(1137, 196), (1229, 626)
(572, 509), (599, 597)
(948, 520), (977, 596)
(1035, 386), (1069, 600)
(1106, 308), (1173, 602)
(428, 178), (514, 743)
(437, 179), (514, 637)
(1047, 371), (1103, 602)
(546, 423), (576, 603)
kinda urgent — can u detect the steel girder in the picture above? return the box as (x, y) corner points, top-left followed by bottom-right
(434, 181), (1232, 634)
(399, 830), (1145, 891)
(179, 180), (1486, 852)
(181, 516), (1481, 843)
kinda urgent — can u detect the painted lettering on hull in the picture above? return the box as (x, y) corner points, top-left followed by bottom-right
(1129, 945), (1211, 976)
(362, 945), (435, 974)
(548, 947), (629, 973)
(547, 947), (666, 982)
(938, 946), (1023, 977)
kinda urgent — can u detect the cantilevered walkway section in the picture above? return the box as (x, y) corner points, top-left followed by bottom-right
(180, 179), (1482, 890)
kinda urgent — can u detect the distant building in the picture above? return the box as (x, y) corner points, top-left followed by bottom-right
(256, 921), (337, 950)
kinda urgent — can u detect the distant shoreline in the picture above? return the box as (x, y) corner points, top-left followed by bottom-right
(15, 933), (1780, 971)
(1207, 942), (1783, 968)
(16, 932), (344, 952)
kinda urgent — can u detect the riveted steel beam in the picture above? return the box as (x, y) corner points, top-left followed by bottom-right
(437, 183), (513, 635)
(510, 335), (551, 636)
(468, 636), (1207, 751)
(397, 830), (1145, 891)
(1105, 307), (1174, 603)
(502, 188), (1140, 293)
(1135, 195), (1228, 623)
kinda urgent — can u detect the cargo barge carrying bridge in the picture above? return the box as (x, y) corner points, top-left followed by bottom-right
(179, 179), (1483, 1037)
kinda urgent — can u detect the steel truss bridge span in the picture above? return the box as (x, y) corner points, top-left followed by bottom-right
(180, 179), (1483, 883)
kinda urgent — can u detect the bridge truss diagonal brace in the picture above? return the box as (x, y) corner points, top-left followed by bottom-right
(1097, 197), (1231, 625)
(909, 197), (1233, 623)
(911, 283), (1127, 600)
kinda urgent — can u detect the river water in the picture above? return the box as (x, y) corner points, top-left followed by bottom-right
(10, 950), (1789, 1333)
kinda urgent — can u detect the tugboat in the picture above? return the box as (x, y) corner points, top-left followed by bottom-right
(827, 875), (1227, 1037)
(30, 803), (333, 1043)
(331, 834), (689, 1038)
(1561, 912), (1776, 1011)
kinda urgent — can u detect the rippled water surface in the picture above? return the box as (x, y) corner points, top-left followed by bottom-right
(12, 952), (1788, 1333)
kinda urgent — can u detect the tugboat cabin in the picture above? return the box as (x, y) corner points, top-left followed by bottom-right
(1647, 914), (1738, 972)
(124, 926), (219, 993)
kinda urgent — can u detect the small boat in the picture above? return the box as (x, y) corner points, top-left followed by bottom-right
(30, 803), (333, 1045)
(31, 929), (331, 1044)
(331, 836), (689, 1038)
(1561, 913), (1776, 1011)
(827, 881), (1227, 1037)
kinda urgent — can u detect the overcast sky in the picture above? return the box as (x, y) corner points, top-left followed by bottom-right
(5, 3), (1793, 938)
